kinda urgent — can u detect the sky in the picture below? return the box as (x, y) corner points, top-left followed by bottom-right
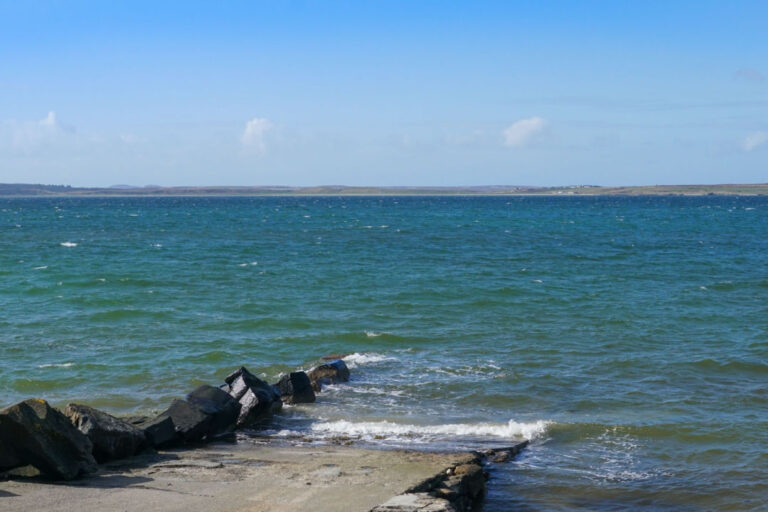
(1, 1), (767, 187)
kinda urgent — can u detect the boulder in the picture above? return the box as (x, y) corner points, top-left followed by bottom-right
(223, 367), (282, 427)
(185, 385), (241, 436)
(273, 371), (316, 404)
(0, 398), (97, 480)
(64, 404), (146, 462)
(136, 415), (177, 448)
(307, 359), (350, 391)
(158, 399), (213, 443)
(157, 385), (241, 443)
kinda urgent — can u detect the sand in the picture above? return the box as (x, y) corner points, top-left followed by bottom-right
(0, 441), (477, 512)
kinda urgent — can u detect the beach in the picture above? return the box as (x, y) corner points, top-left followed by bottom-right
(1, 442), (486, 512)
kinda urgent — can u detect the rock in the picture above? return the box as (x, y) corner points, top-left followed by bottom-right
(0, 398), (97, 480)
(452, 463), (485, 500)
(157, 385), (241, 443)
(123, 415), (150, 426)
(64, 404), (146, 462)
(185, 385), (241, 437)
(307, 359), (350, 391)
(158, 399), (213, 443)
(273, 371), (316, 404)
(487, 440), (529, 464)
(223, 367), (282, 427)
(136, 415), (177, 448)
(371, 492), (457, 511)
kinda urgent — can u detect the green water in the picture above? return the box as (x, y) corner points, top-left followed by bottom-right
(1, 196), (766, 510)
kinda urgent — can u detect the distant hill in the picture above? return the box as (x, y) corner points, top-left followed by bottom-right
(1, 183), (767, 196)
(0, 183), (79, 195)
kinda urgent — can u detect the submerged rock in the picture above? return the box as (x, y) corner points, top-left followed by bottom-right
(224, 367), (282, 427)
(273, 371), (316, 404)
(65, 404), (146, 462)
(307, 359), (350, 391)
(0, 398), (97, 480)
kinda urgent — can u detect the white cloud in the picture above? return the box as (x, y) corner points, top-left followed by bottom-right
(240, 117), (273, 154)
(503, 116), (547, 147)
(742, 131), (768, 152)
(6, 111), (65, 149)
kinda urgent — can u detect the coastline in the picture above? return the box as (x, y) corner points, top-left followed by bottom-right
(0, 439), (522, 512)
(1, 183), (768, 197)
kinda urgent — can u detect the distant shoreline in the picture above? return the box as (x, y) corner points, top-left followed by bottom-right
(1, 183), (768, 197)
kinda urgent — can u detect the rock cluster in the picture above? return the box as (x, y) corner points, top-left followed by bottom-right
(0, 358), (350, 480)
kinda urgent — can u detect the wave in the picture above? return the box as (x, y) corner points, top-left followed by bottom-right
(60, 242), (78, 247)
(342, 352), (395, 368)
(37, 362), (75, 368)
(310, 418), (551, 441)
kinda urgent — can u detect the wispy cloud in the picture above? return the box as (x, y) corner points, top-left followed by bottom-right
(742, 131), (768, 152)
(4, 111), (69, 150)
(240, 117), (273, 154)
(503, 117), (547, 147)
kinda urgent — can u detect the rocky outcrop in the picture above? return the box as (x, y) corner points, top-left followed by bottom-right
(0, 399), (97, 480)
(481, 441), (529, 463)
(135, 415), (177, 448)
(372, 454), (492, 512)
(156, 385), (241, 443)
(223, 367), (282, 427)
(64, 404), (146, 462)
(308, 359), (350, 391)
(273, 371), (316, 404)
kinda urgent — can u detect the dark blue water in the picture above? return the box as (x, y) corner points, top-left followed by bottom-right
(1, 196), (766, 510)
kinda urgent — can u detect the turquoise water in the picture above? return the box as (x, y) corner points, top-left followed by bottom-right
(1, 196), (766, 510)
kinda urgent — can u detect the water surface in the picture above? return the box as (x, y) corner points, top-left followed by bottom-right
(1, 196), (766, 510)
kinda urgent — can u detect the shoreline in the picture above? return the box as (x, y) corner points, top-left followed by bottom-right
(0, 438), (525, 512)
(1, 183), (768, 197)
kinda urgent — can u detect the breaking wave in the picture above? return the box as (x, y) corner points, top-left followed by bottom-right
(342, 352), (395, 368)
(310, 418), (551, 442)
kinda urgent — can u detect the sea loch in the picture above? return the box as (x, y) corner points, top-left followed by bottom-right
(1, 195), (766, 510)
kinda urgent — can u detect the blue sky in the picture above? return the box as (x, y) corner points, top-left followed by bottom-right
(1, 1), (766, 186)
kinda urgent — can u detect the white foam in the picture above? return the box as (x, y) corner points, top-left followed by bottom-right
(342, 352), (395, 368)
(60, 242), (77, 247)
(33, 265), (48, 270)
(38, 362), (75, 368)
(310, 418), (551, 441)
(365, 331), (382, 337)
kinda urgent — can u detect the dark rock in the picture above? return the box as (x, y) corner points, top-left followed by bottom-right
(487, 441), (529, 463)
(185, 385), (241, 437)
(156, 385), (241, 443)
(136, 415), (177, 448)
(123, 415), (150, 426)
(307, 359), (350, 391)
(452, 463), (485, 500)
(0, 399), (97, 480)
(64, 404), (146, 462)
(223, 367), (282, 427)
(158, 399), (213, 443)
(273, 371), (316, 404)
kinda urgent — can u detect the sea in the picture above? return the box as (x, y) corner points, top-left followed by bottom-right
(1, 195), (766, 511)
